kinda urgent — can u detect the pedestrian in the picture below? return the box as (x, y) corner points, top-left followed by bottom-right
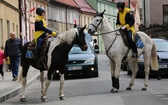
(35, 7), (57, 68)
(0, 46), (5, 79)
(116, 1), (138, 58)
(94, 44), (99, 54)
(4, 32), (22, 81)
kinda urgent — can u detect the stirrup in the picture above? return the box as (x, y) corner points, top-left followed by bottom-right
(131, 53), (138, 58)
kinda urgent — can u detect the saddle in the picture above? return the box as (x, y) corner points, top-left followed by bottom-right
(26, 37), (51, 69)
(119, 29), (144, 49)
(119, 29), (144, 61)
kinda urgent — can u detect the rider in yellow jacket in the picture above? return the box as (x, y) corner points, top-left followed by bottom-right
(35, 7), (56, 67)
(116, 2), (138, 58)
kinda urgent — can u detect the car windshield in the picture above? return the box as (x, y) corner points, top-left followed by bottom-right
(155, 40), (168, 52)
(69, 44), (92, 54)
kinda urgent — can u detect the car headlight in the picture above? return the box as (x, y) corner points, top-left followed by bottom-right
(84, 58), (94, 64)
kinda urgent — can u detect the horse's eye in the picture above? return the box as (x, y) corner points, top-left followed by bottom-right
(96, 19), (99, 21)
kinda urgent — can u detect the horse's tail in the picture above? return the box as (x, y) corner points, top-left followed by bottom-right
(17, 67), (23, 83)
(150, 42), (159, 71)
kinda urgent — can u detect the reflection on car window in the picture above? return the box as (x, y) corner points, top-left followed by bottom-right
(69, 44), (92, 54)
(155, 41), (168, 52)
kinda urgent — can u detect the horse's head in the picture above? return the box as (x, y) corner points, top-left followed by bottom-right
(88, 10), (106, 35)
(75, 25), (88, 51)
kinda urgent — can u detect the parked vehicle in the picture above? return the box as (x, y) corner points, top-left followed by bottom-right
(53, 42), (98, 79)
(126, 38), (168, 77)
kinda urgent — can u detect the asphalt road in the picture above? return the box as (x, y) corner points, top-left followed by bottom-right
(2, 54), (168, 105)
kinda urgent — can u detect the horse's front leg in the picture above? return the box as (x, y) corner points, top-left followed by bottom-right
(111, 58), (122, 93)
(109, 60), (116, 92)
(41, 70), (52, 102)
(59, 73), (65, 100)
(126, 61), (138, 90)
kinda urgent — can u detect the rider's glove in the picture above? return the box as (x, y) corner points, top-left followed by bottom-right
(121, 26), (126, 30)
(52, 31), (57, 36)
(117, 27), (121, 30)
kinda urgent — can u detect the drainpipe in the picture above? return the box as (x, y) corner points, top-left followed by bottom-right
(19, 0), (22, 40)
(66, 7), (68, 30)
(24, 0), (27, 37)
(128, 0), (130, 8)
(143, 0), (146, 26)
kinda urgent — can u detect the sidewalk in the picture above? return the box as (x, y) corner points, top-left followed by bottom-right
(0, 66), (40, 103)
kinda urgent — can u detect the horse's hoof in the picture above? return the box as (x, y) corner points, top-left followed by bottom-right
(20, 98), (26, 102)
(126, 87), (132, 90)
(110, 89), (118, 93)
(141, 88), (147, 91)
(41, 98), (47, 102)
(60, 96), (65, 100)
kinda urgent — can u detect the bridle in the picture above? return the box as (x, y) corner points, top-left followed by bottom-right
(90, 17), (103, 32)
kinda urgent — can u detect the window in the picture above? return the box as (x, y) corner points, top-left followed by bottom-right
(0, 19), (3, 46)
(16, 25), (18, 37)
(13, 23), (15, 31)
(7, 20), (10, 38)
(163, 5), (168, 24)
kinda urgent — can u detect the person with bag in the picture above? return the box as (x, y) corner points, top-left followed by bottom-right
(4, 32), (22, 81)
(0, 46), (5, 79)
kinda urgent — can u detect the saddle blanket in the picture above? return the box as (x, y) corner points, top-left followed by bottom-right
(134, 33), (144, 49)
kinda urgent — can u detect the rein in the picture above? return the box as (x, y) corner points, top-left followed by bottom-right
(92, 30), (119, 36)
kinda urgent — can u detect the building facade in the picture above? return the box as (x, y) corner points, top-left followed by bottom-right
(25, 0), (48, 41)
(97, 0), (117, 54)
(0, 0), (20, 47)
(143, 0), (168, 26)
(48, 0), (80, 34)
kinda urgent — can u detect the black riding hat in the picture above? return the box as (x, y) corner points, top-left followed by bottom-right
(36, 7), (45, 16)
(117, 1), (125, 9)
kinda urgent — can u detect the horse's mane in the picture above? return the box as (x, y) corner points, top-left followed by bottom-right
(102, 17), (115, 32)
(53, 28), (78, 45)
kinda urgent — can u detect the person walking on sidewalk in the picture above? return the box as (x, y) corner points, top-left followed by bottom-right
(4, 32), (22, 81)
(0, 46), (5, 79)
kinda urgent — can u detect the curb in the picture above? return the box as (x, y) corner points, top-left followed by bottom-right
(0, 68), (40, 103)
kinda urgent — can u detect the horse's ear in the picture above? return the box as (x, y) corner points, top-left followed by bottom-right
(81, 25), (86, 31)
(100, 9), (106, 17)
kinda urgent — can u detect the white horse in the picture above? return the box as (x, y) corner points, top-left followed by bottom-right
(88, 10), (159, 92)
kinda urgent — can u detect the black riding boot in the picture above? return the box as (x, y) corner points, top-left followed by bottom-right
(131, 42), (138, 58)
(36, 49), (43, 69)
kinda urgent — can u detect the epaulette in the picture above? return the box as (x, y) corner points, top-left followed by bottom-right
(35, 17), (42, 22)
(125, 8), (133, 15)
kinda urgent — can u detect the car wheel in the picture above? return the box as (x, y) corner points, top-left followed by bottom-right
(93, 71), (99, 77)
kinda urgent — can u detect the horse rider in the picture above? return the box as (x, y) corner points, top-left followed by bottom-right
(116, 1), (138, 58)
(35, 7), (57, 68)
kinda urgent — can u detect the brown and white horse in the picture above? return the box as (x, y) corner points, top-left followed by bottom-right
(18, 25), (88, 102)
